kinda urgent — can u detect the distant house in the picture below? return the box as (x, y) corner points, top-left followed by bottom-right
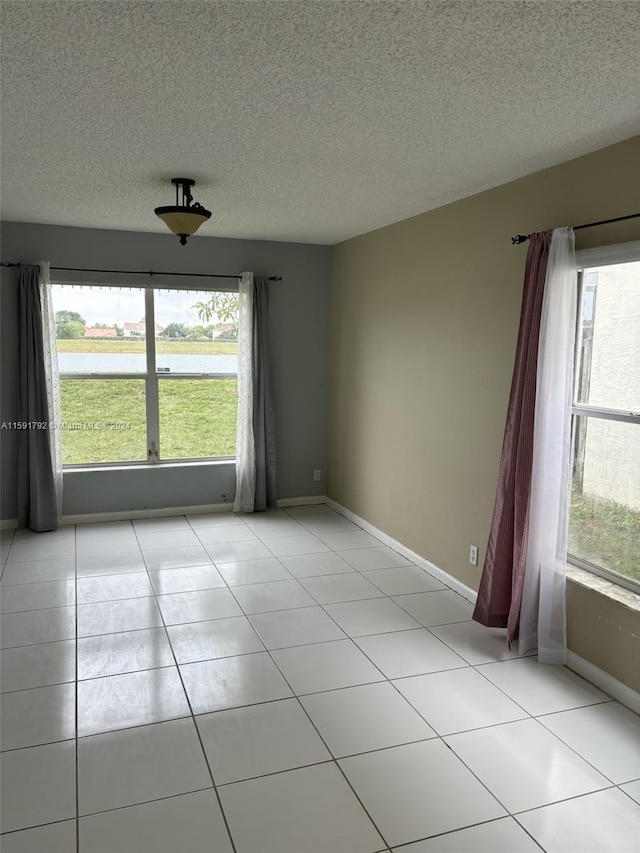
(210, 324), (235, 339)
(123, 322), (165, 338)
(83, 327), (117, 338)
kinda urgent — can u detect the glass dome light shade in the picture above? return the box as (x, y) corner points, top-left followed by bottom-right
(154, 205), (211, 239)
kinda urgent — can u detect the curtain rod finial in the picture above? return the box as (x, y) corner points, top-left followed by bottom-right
(511, 234), (530, 245)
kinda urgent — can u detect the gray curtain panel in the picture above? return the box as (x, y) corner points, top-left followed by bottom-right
(252, 277), (277, 510)
(17, 265), (60, 531)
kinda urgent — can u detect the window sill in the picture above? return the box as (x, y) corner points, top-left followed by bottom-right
(566, 565), (640, 614)
(63, 459), (235, 473)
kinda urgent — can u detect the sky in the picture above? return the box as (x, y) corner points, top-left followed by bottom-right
(51, 285), (222, 327)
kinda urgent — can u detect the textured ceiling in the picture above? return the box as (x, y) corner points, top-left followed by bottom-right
(1, 1), (639, 245)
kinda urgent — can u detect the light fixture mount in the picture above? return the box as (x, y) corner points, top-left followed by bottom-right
(154, 177), (212, 245)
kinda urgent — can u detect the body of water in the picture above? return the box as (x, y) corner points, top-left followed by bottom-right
(58, 353), (238, 374)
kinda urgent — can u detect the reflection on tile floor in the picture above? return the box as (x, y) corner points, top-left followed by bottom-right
(1, 505), (639, 853)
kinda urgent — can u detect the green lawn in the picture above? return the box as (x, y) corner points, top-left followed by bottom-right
(158, 379), (237, 458)
(60, 378), (237, 464)
(569, 489), (640, 584)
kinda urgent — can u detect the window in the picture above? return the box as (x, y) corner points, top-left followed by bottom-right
(52, 285), (238, 465)
(569, 250), (640, 592)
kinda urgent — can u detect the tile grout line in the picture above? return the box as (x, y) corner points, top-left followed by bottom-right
(129, 514), (240, 853)
(55, 785), (225, 825)
(389, 816), (548, 853)
(223, 576), (395, 850)
(0, 818), (82, 842)
(465, 655), (621, 781)
(210, 508), (401, 848)
(0, 528), (14, 581)
(308, 602), (519, 832)
(523, 714), (625, 789)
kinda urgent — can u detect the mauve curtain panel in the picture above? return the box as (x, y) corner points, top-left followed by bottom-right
(17, 264), (60, 531)
(472, 232), (552, 645)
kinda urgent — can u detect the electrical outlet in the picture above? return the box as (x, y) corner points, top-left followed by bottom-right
(313, 469), (322, 482)
(469, 545), (479, 566)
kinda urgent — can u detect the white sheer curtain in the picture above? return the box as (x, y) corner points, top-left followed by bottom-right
(39, 262), (63, 521)
(519, 228), (577, 663)
(234, 272), (256, 512)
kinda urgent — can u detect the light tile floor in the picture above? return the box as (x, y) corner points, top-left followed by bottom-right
(1, 507), (639, 852)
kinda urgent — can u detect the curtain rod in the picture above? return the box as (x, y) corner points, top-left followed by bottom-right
(511, 212), (640, 245)
(0, 262), (282, 281)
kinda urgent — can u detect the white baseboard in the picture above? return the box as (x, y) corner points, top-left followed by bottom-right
(61, 502), (234, 525)
(325, 498), (477, 604)
(325, 498), (640, 714)
(5, 496), (326, 528)
(567, 651), (640, 714)
(278, 495), (327, 508)
(62, 496), (327, 525)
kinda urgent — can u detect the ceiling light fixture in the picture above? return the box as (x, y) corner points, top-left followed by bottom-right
(154, 178), (212, 245)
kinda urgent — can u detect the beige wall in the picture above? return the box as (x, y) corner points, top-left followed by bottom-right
(328, 136), (640, 690)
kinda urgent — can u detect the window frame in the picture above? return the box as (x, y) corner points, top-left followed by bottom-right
(55, 284), (238, 468)
(569, 241), (640, 594)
